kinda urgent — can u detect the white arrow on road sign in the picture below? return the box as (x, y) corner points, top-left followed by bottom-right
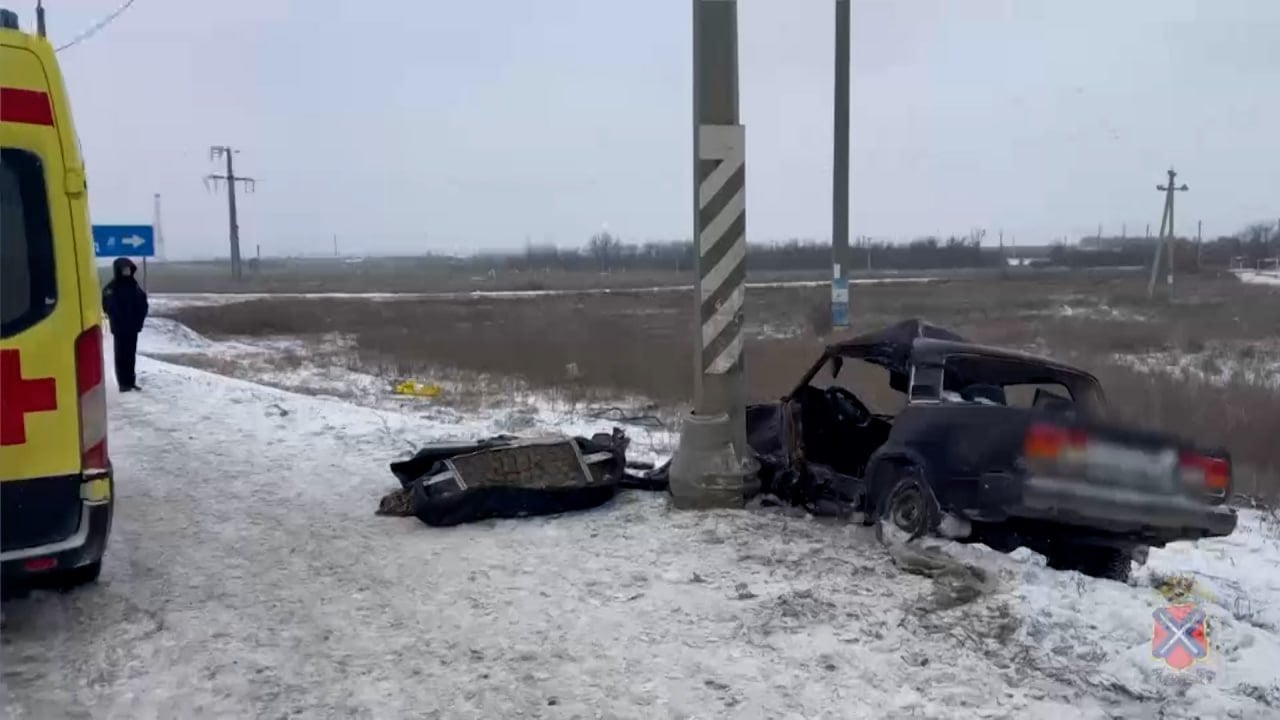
(122, 235), (146, 249)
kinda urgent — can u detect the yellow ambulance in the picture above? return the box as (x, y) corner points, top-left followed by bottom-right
(1, 7), (112, 592)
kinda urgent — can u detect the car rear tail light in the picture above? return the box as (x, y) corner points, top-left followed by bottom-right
(1179, 451), (1230, 497)
(1024, 422), (1088, 461)
(75, 325), (109, 476)
(24, 557), (57, 572)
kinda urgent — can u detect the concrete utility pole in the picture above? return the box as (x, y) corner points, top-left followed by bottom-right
(1196, 219), (1203, 272)
(153, 193), (164, 261)
(1147, 168), (1188, 299)
(204, 146), (257, 281)
(669, 0), (750, 509)
(830, 0), (851, 330)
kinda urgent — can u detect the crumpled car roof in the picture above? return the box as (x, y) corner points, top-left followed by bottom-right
(828, 318), (967, 371)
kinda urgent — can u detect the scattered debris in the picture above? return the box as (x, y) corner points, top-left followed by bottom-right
(382, 428), (666, 526)
(393, 379), (443, 398)
(379, 318), (1240, 590)
(376, 487), (414, 517)
(586, 405), (666, 429)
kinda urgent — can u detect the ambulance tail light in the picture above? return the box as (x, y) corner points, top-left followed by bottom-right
(0, 87), (55, 127)
(76, 325), (109, 475)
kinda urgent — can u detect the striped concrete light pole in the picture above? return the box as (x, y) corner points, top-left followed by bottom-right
(669, 0), (750, 508)
(693, 0), (747, 454)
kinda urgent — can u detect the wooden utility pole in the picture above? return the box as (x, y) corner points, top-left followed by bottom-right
(1147, 168), (1188, 299)
(205, 146), (257, 281)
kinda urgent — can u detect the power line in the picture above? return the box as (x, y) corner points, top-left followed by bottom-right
(205, 146), (258, 281)
(1147, 168), (1188, 300)
(55, 0), (140, 53)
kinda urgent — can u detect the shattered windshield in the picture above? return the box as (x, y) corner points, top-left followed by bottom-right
(809, 356), (907, 416)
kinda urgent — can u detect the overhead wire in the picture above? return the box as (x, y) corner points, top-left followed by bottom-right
(55, 0), (139, 53)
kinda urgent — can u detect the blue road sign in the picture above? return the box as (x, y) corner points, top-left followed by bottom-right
(93, 224), (155, 258)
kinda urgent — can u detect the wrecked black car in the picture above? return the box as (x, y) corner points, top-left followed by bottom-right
(748, 319), (1238, 581)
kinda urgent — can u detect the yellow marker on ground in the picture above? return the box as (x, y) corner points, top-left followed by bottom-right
(394, 380), (443, 398)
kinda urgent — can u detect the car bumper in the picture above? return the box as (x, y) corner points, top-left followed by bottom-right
(1011, 475), (1237, 539)
(1, 477), (113, 581)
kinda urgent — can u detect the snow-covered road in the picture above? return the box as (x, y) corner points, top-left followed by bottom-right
(3, 342), (1279, 718)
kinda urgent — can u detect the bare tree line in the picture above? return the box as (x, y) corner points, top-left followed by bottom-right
(465, 220), (1279, 273)
(489, 232), (999, 273)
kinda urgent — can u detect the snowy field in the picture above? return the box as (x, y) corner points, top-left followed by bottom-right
(1233, 270), (1280, 288)
(1117, 341), (1280, 390)
(143, 276), (940, 315)
(2, 320), (1279, 719)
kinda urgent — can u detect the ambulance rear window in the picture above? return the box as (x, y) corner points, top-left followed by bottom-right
(1, 148), (56, 339)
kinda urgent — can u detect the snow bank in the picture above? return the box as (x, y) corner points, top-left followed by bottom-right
(136, 319), (679, 466)
(134, 317), (216, 354)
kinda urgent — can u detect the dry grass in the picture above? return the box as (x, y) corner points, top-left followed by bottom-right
(165, 272), (1280, 499)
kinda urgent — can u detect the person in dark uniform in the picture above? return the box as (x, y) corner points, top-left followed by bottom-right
(102, 257), (149, 392)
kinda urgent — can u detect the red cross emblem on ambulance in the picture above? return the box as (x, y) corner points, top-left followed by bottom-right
(0, 348), (58, 446)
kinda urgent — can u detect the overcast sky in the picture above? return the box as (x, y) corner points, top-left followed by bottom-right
(40, 0), (1280, 259)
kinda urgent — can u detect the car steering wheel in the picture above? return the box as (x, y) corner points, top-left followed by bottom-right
(825, 386), (871, 427)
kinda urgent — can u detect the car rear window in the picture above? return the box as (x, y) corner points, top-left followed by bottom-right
(0, 148), (56, 338)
